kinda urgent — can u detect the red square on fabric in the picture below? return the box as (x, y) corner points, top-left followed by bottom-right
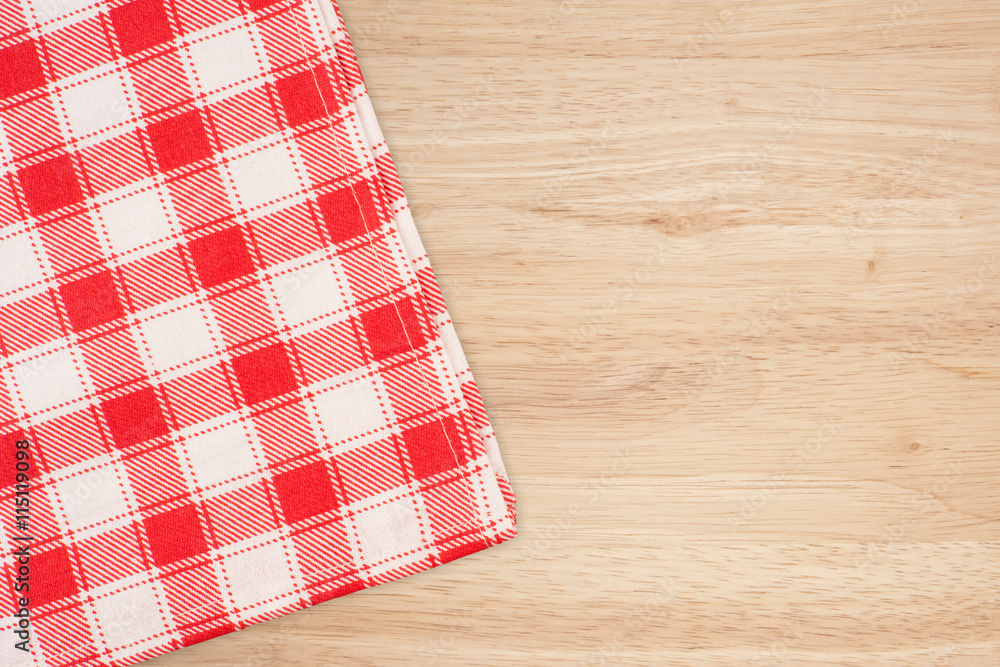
(231, 343), (297, 405)
(102, 387), (170, 449)
(317, 183), (377, 244)
(147, 111), (213, 172)
(273, 460), (338, 524)
(144, 504), (209, 566)
(0, 41), (46, 98)
(359, 297), (427, 361)
(402, 417), (462, 480)
(18, 156), (85, 216)
(110, 0), (175, 56)
(59, 270), (125, 332)
(276, 71), (326, 127)
(30, 546), (79, 607)
(188, 226), (255, 288)
(0, 429), (33, 491)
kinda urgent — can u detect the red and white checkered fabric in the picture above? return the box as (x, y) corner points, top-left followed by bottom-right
(0, 0), (516, 663)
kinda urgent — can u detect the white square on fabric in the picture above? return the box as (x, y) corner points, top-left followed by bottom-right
(9, 347), (86, 415)
(30, 0), (94, 23)
(223, 541), (296, 613)
(0, 633), (33, 667)
(0, 230), (46, 295)
(54, 460), (131, 530)
(229, 144), (300, 209)
(312, 380), (387, 444)
(60, 73), (131, 139)
(354, 496), (425, 565)
(183, 422), (259, 489)
(186, 27), (261, 94)
(271, 258), (351, 326)
(138, 306), (217, 372)
(100, 189), (174, 254)
(91, 582), (170, 653)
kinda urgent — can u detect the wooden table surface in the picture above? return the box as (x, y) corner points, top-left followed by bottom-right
(151, 1), (1000, 665)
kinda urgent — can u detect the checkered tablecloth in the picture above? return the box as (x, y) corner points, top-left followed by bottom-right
(0, 1), (516, 664)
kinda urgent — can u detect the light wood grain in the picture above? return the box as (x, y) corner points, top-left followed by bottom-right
(151, 1), (1000, 665)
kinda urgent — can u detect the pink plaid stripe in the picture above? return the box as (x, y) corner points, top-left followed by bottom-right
(0, 1), (516, 664)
